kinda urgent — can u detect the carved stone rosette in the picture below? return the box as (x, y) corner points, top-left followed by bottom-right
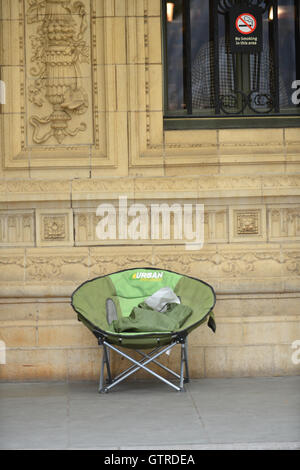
(27, 0), (89, 144)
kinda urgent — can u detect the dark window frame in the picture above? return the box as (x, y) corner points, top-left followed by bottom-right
(162, 0), (300, 130)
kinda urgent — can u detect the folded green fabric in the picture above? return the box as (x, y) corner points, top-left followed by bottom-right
(111, 303), (193, 333)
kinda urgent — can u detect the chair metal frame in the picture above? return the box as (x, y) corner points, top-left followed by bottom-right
(98, 334), (190, 393)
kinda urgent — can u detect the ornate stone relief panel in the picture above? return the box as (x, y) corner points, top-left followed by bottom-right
(26, 0), (93, 147)
(35, 208), (74, 246)
(1, 0), (126, 170)
(268, 206), (300, 241)
(0, 203), (298, 248)
(0, 210), (34, 246)
(204, 208), (228, 243)
(229, 206), (267, 242)
(25, 247), (88, 282)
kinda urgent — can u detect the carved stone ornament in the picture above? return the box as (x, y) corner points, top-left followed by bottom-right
(237, 211), (259, 235)
(229, 206), (266, 242)
(35, 209), (74, 246)
(0, 211), (35, 246)
(43, 216), (66, 240)
(27, 0), (90, 144)
(269, 207), (300, 241)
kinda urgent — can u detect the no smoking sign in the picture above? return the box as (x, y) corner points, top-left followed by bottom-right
(236, 13), (257, 35)
(230, 6), (262, 53)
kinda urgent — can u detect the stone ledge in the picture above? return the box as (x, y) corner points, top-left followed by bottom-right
(0, 175), (299, 202)
(0, 282), (299, 299)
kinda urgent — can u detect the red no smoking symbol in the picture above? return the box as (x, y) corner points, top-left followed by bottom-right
(235, 13), (257, 35)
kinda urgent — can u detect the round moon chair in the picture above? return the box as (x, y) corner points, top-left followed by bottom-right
(71, 267), (216, 393)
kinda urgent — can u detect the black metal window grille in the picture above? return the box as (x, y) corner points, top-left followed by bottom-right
(164, 0), (300, 118)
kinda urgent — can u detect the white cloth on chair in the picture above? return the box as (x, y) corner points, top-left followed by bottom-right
(144, 287), (180, 313)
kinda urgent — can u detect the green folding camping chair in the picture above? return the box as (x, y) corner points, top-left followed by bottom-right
(71, 267), (216, 393)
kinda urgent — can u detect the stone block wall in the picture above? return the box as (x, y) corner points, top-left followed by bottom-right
(0, 0), (299, 381)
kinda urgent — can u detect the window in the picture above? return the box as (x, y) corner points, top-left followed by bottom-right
(163, 0), (300, 128)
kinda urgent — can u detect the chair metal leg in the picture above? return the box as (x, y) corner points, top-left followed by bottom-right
(135, 349), (181, 380)
(179, 337), (190, 391)
(112, 346), (163, 383)
(102, 341), (181, 392)
(179, 342), (185, 391)
(184, 337), (190, 384)
(98, 336), (191, 393)
(99, 343), (112, 393)
(98, 350), (105, 393)
(104, 343), (112, 384)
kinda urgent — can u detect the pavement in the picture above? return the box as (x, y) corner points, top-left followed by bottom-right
(0, 376), (299, 450)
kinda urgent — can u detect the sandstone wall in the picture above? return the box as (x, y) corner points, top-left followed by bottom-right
(0, 0), (299, 381)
